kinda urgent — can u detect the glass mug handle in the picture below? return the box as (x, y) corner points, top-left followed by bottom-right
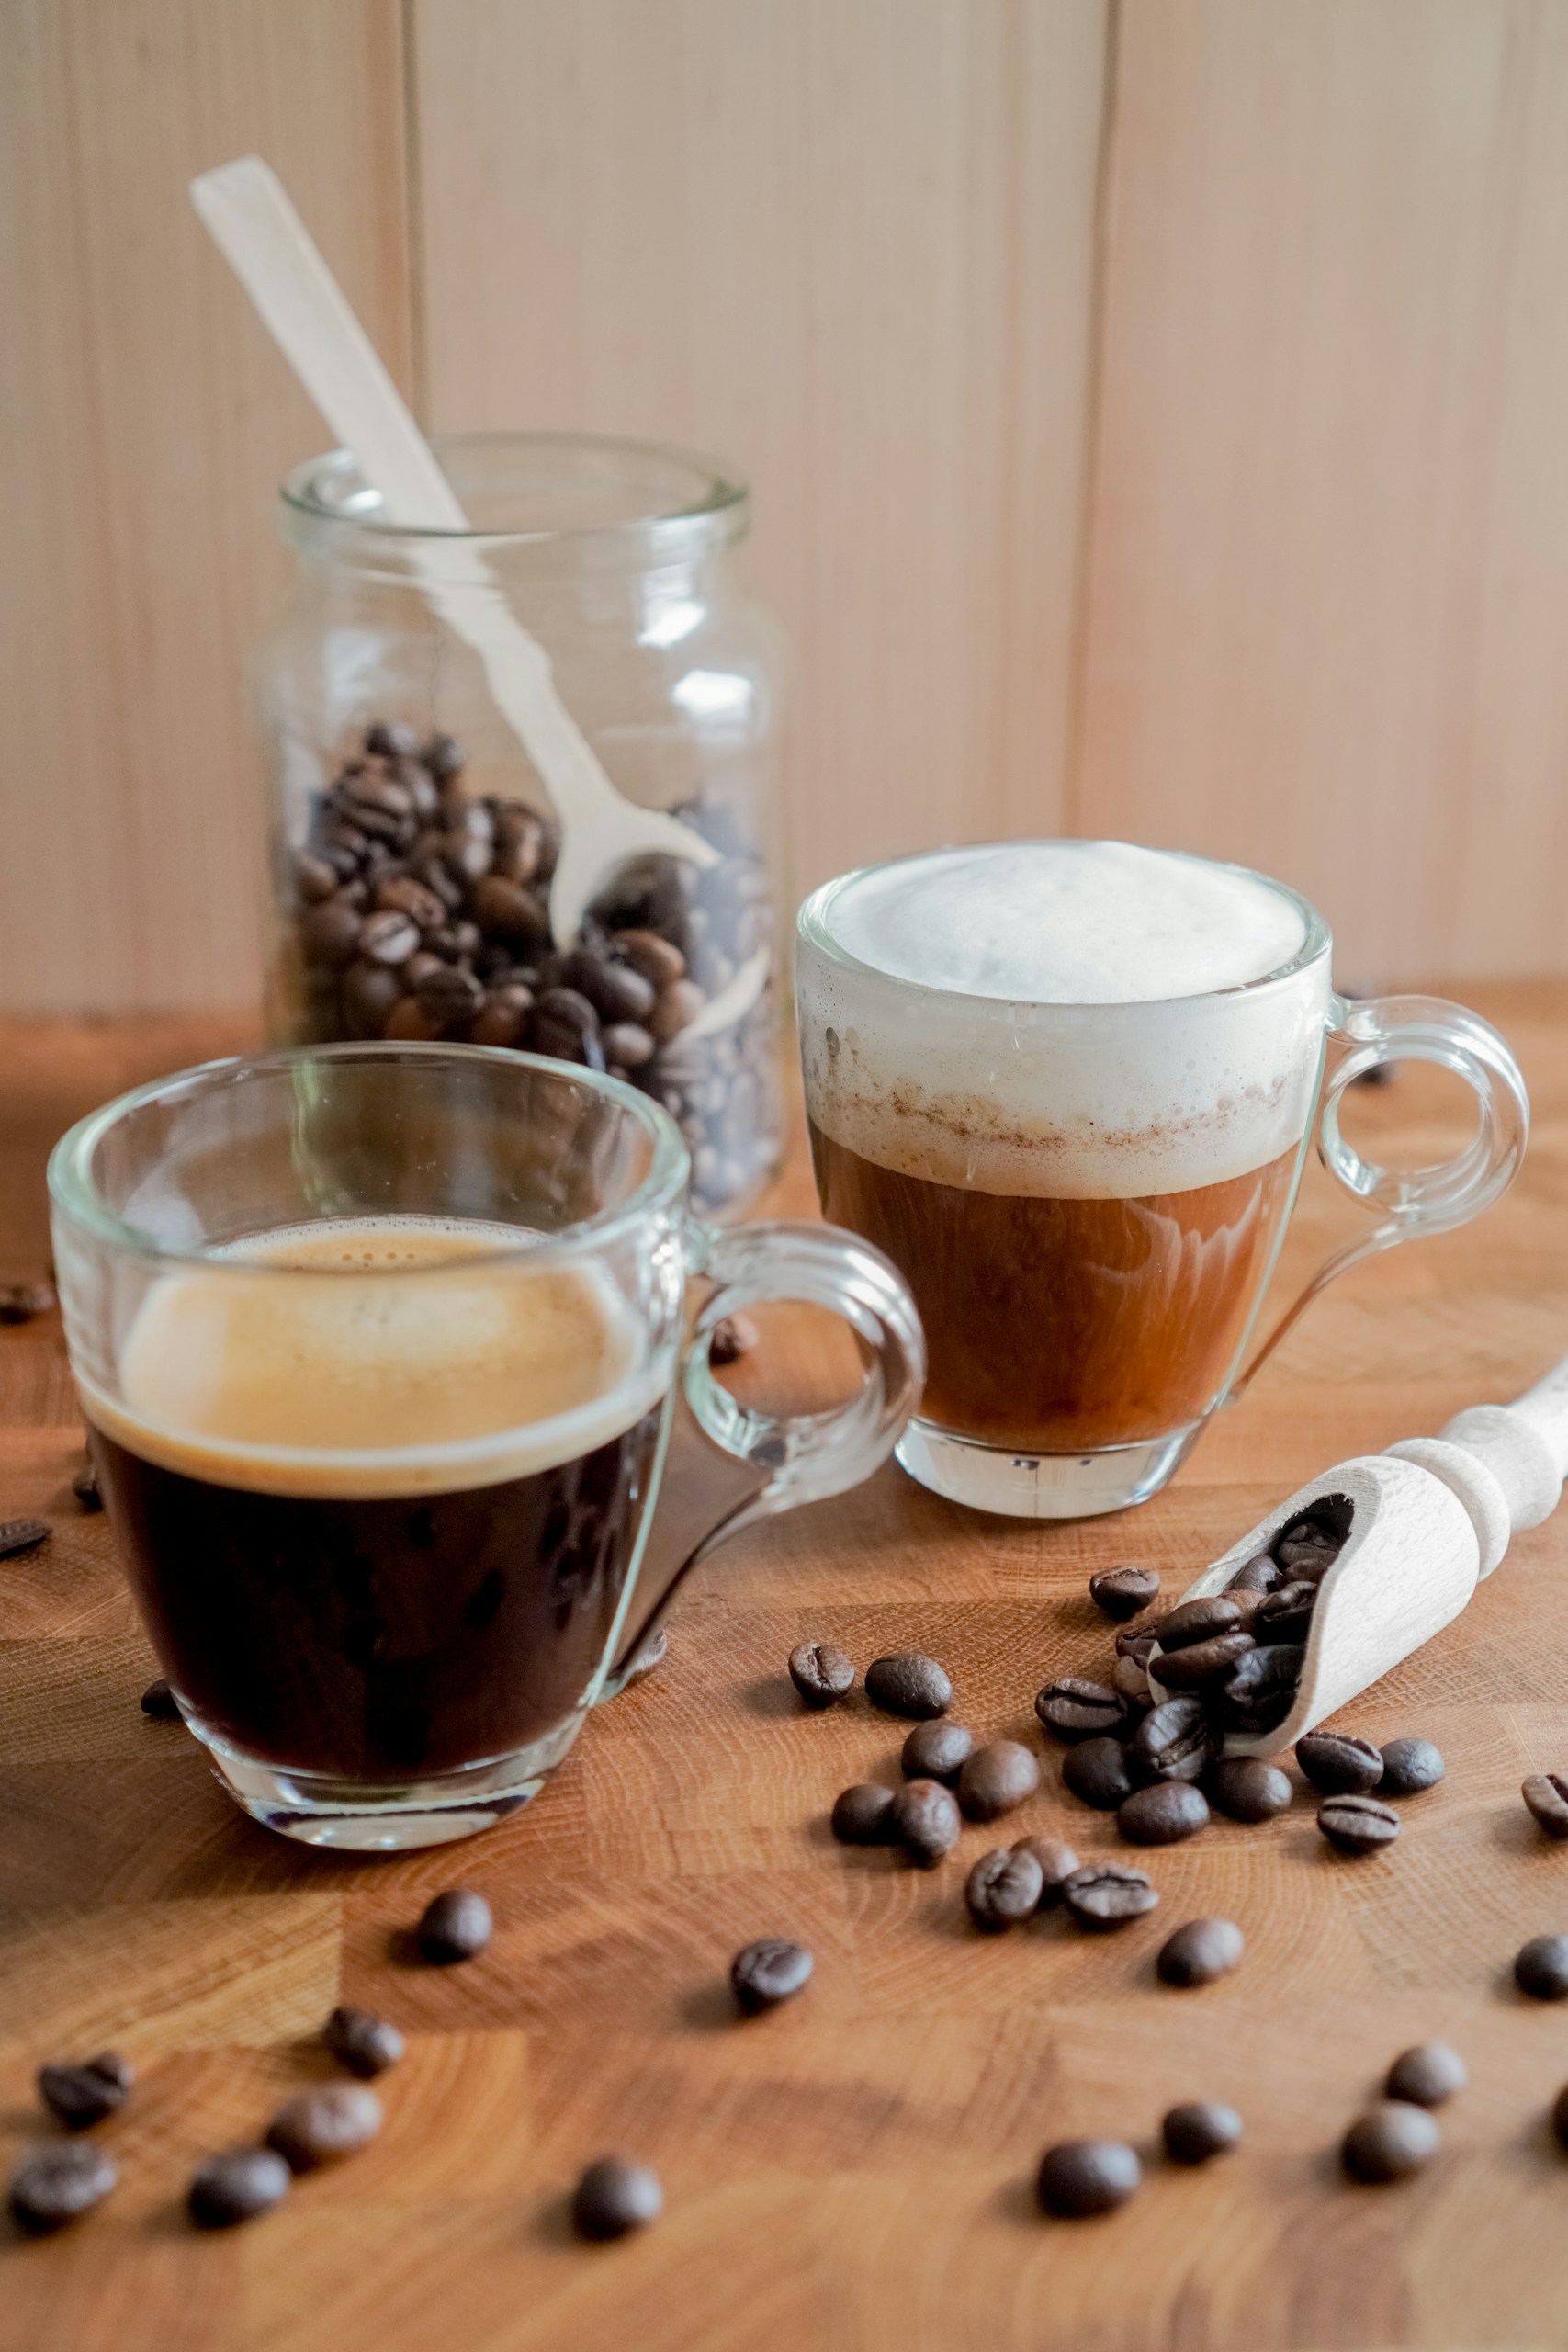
(1235, 992), (1530, 1395)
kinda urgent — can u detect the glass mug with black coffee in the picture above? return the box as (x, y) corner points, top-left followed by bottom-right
(50, 1046), (922, 1848)
(797, 842), (1529, 1518)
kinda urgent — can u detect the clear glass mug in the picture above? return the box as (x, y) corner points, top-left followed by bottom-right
(48, 1045), (923, 1849)
(797, 845), (1529, 1519)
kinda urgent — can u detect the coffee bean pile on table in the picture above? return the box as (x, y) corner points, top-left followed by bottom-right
(283, 720), (778, 1213)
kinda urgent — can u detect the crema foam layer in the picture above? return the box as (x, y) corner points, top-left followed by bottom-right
(83, 1216), (666, 1498)
(797, 842), (1331, 1199)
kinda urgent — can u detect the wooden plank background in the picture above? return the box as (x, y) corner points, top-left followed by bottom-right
(4, 0), (1568, 1012)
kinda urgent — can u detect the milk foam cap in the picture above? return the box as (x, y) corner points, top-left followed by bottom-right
(796, 842), (1333, 1199)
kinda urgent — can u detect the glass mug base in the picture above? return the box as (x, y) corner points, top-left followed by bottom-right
(895, 1419), (1204, 1521)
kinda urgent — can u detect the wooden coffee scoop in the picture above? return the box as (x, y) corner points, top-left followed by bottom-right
(1147, 1351), (1568, 1756)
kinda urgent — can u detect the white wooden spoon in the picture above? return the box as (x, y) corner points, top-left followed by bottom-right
(189, 155), (720, 948)
(1147, 1351), (1568, 1754)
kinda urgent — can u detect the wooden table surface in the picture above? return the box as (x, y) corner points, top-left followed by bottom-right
(6, 997), (1568, 2352)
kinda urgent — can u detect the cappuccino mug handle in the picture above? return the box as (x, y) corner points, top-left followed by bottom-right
(1234, 992), (1529, 1394)
(680, 1217), (925, 1537)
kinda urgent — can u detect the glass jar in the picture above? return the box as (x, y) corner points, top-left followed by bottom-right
(254, 432), (787, 1218)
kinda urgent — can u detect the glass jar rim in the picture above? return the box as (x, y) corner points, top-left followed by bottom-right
(48, 1042), (691, 1274)
(796, 841), (1332, 1013)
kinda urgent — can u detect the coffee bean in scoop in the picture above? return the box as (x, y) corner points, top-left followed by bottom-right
(1089, 1565), (1159, 1621)
(1214, 1644), (1303, 1736)
(831, 1784), (895, 1845)
(1522, 1774), (1568, 1838)
(1316, 1794), (1399, 1855)
(1385, 2043), (1465, 2108)
(1037, 2139), (1141, 2218)
(730, 1939), (813, 2013)
(1062, 1863), (1158, 1932)
(1163, 2101), (1242, 2165)
(888, 1779), (961, 1867)
(965, 1845), (1046, 1931)
(1205, 1757), (1292, 1823)
(788, 1641), (854, 1709)
(416, 1887), (492, 1963)
(1036, 1678), (1128, 1743)
(1226, 1551), (1283, 1595)
(1378, 1738), (1443, 1796)
(572, 2155), (663, 2241)
(0, 1517), (50, 1560)
(1275, 1518), (1344, 1575)
(38, 2052), (132, 2129)
(865, 1652), (952, 1719)
(1156, 1917), (1243, 1987)
(9, 2141), (117, 2232)
(188, 2147), (291, 2228)
(1296, 1733), (1384, 1795)
(1111, 1655), (1152, 1712)
(1516, 1934), (1568, 2000)
(1155, 1596), (1244, 1652)
(901, 1720), (972, 1783)
(1255, 1580), (1319, 1644)
(325, 2006), (405, 2079)
(1342, 2101), (1438, 2183)
(1119, 1781), (1209, 1847)
(1064, 1736), (1134, 1811)
(958, 1739), (1040, 1822)
(1013, 1837), (1079, 1906)
(1150, 1632), (1255, 1691)
(140, 1677), (181, 1720)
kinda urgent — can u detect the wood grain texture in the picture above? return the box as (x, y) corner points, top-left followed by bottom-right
(0, 0), (411, 1015)
(410, 0), (1108, 902)
(6, 997), (1568, 2346)
(1076, 0), (1568, 981)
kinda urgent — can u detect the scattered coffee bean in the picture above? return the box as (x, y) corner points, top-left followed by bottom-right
(1063, 1736), (1134, 1811)
(1552, 2083), (1568, 2153)
(266, 2084), (383, 2173)
(1341, 2101), (1438, 2183)
(1089, 1565), (1160, 1621)
(1163, 2101), (1243, 2165)
(1256, 1580), (1319, 1643)
(831, 1783), (895, 1845)
(416, 1887), (492, 1963)
(140, 1677), (181, 1720)
(1214, 1644), (1304, 1736)
(1516, 1934), (1568, 2000)
(1062, 1862), (1159, 1932)
(324, 2006), (405, 2079)
(1385, 2043), (1466, 2108)
(788, 1641), (854, 1710)
(1156, 1596), (1244, 1651)
(1120, 1781), (1210, 1847)
(865, 1652), (953, 1720)
(1037, 2138), (1141, 2218)
(38, 2052), (133, 2130)
(1014, 1837), (1080, 1907)
(958, 1739), (1041, 1822)
(1205, 1757), (1292, 1823)
(1156, 1917), (1243, 1987)
(1296, 1733), (1385, 1796)
(966, 1845), (1046, 1931)
(901, 1720), (973, 1783)
(1111, 1654), (1152, 1710)
(709, 1313), (761, 1365)
(0, 1279), (55, 1324)
(1317, 1793), (1400, 1855)
(1378, 1738), (1443, 1797)
(1151, 1631), (1255, 1691)
(572, 2154), (664, 2241)
(1522, 1774), (1568, 1838)
(1035, 1677), (1128, 1743)
(8, 2141), (117, 2233)
(1131, 1695), (1215, 1784)
(188, 2146), (291, 2228)
(0, 1516), (50, 1560)
(888, 1778), (962, 1867)
(731, 1939), (813, 2013)
(71, 1460), (101, 1511)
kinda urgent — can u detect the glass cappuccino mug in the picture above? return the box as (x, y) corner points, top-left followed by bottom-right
(797, 841), (1529, 1519)
(50, 1045), (922, 1848)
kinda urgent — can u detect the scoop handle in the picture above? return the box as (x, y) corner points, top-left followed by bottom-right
(1421, 1350), (1568, 1536)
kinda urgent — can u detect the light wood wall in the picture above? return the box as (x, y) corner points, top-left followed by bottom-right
(3, 0), (1566, 1012)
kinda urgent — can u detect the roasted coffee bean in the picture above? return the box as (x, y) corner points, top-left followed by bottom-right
(468, 987), (533, 1048)
(1385, 2042), (1466, 2108)
(966, 1845), (1046, 1931)
(1163, 2101), (1243, 2164)
(0, 1516), (51, 1559)
(1257, 1580), (1319, 1642)
(9, 2141), (117, 2233)
(1089, 1565), (1160, 1621)
(650, 978), (705, 1042)
(422, 730), (466, 779)
(901, 1720), (973, 1783)
(294, 851), (340, 904)
(731, 1939), (813, 2013)
(366, 719), (421, 759)
(491, 804), (544, 881)
(1342, 2101), (1438, 2183)
(1111, 1654), (1152, 1711)
(1131, 1695), (1215, 1784)
(141, 1676), (180, 1720)
(788, 1640), (854, 1709)
(472, 873), (551, 946)
(343, 772), (414, 826)
(958, 1740), (1041, 1822)
(416, 1887), (492, 1963)
(1223, 1589), (1268, 1634)
(604, 1021), (656, 1069)
(559, 949), (656, 1027)
(1317, 1793), (1400, 1855)
(1115, 1615), (1168, 1662)
(888, 1779), (962, 1867)
(1063, 1736), (1134, 1811)
(0, 1279), (55, 1324)
(1014, 1837), (1079, 1906)
(865, 1652), (953, 1720)
(1275, 1518), (1344, 1574)
(1156, 1917), (1243, 1986)
(1156, 1596), (1244, 1651)
(1037, 2139), (1141, 2218)
(324, 2006), (405, 2079)
(413, 959), (486, 1025)
(1379, 1738), (1444, 1796)
(376, 874), (448, 931)
(1119, 1781), (1210, 1847)
(709, 1313), (761, 1365)
(572, 2154), (663, 2241)
(1227, 1550), (1285, 1595)
(72, 1459), (101, 1511)
(1522, 1774), (1568, 1838)
(1062, 1862), (1159, 1932)
(342, 960), (404, 1037)
(266, 2084), (382, 2173)
(1296, 1733), (1384, 1795)
(831, 1783), (895, 1844)
(615, 928), (687, 989)
(1516, 1934), (1568, 2000)
(188, 2145), (291, 2228)
(39, 2052), (133, 2129)
(300, 897), (363, 968)
(1035, 1677), (1127, 1743)
(533, 986), (606, 1069)
(1205, 1757), (1293, 1823)
(1215, 1644), (1304, 1734)
(1150, 1631), (1255, 1690)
